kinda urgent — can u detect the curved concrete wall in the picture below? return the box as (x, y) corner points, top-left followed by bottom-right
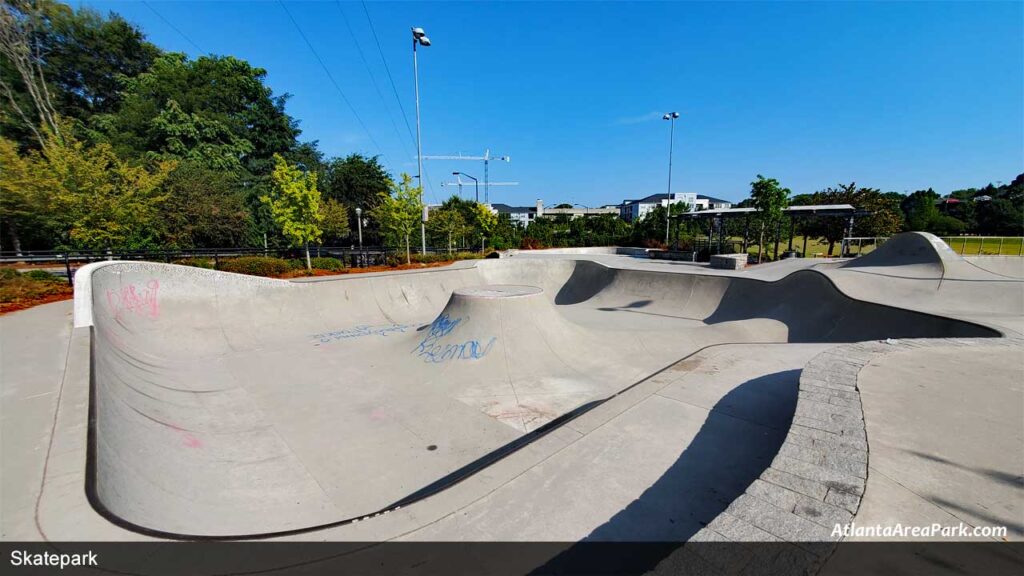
(81, 258), (999, 537)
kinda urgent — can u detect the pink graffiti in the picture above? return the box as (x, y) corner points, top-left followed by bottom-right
(106, 279), (160, 321)
(166, 422), (203, 449)
(181, 433), (203, 449)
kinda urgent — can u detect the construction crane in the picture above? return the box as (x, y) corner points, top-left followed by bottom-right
(441, 176), (519, 203)
(421, 149), (511, 203)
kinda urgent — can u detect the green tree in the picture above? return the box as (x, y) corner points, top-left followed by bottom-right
(38, 2), (159, 119)
(1, 1), (159, 149)
(321, 153), (391, 239)
(523, 216), (556, 248)
(149, 99), (254, 170)
(587, 213), (632, 246)
(160, 161), (256, 248)
(0, 135), (57, 251)
(488, 213), (522, 250)
(41, 123), (176, 250)
(96, 52), (299, 175)
(973, 174), (1023, 235)
(427, 204), (468, 253)
(472, 202), (498, 250)
(319, 198), (351, 244)
(371, 174), (421, 264)
(749, 175), (790, 262)
(262, 154), (322, 269)
(901, 189), (940, 231)
(898, 189), (967, 235)
(796, 182), (904, 256)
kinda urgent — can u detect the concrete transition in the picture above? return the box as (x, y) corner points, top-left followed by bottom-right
(4, 231), (1018, 574)
(51, 231), (1017, 541)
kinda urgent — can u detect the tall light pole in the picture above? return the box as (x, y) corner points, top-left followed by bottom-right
(412, 26), (431, 254)
(453, 172), (479, 203)
(663, 112), (679, 246)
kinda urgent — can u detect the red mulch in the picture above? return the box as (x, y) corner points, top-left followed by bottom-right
(0, 260), (464, 315)
(0, 289), (74, 315)
(278, 260), (458, 278)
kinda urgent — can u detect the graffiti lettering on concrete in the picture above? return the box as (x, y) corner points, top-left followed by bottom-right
(106, 279), (160, 321)
(313, 323), (410, 344)
(413, 313), (496, 363)
(166, 422), (203, 449)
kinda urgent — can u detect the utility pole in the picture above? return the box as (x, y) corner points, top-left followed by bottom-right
(662, 112), (679, 246)
(412, 26), (431, 254)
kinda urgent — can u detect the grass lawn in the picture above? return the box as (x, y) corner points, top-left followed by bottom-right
(722, 236), (1024, 259)
(937, 236), (1024, 256)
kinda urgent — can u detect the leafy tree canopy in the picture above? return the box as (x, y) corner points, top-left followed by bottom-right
(262, 154), (322, 268)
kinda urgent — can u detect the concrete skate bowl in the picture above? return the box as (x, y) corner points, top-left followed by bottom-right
(79, 258), (1000, 539)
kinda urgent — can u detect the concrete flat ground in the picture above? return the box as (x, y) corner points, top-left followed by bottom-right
(1, 233), (1021, 573)
(853, 345), (1023, 541)
(402, 344), (832, 541)
(0, 300), (73, 540)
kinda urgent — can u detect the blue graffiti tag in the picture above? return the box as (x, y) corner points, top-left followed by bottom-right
(413, 313), (497, 363)
(313, 323), (410, 344)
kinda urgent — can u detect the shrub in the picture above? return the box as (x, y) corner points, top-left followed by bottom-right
(217, 256), (291, 277)
(310, 257), (345, 271)
(0, 268), (20, 280)
(23, 270), (60, 282)
(520, 237), (544, 250)
(176, 258), (215, 269)
(286, 258), (306, 270)
(410, 253), (446, 264)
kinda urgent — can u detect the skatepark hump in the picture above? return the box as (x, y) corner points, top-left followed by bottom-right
(73, 233), (1008, 538)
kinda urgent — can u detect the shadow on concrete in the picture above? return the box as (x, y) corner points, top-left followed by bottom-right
(703, 271), (999, 342)
(905, 449), (1024, 490)
(531, 370), (800, 574)
(927, 496), (1024, 538)
(554, 263), (613, 305)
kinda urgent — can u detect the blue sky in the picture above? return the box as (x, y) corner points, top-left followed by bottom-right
(85, 1), (1022, 207)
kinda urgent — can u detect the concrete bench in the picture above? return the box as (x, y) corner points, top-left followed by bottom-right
(710, 254), (748, 269)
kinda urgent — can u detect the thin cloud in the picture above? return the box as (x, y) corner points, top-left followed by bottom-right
(614, 111), (665, 125)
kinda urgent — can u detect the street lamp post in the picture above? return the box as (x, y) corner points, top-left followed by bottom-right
(453, 172), (479, 203)
(355, 206), (363, 267)
(662, 112), (679, 247)
(355, 207), (363, 248)
(412, 26), (431, 255)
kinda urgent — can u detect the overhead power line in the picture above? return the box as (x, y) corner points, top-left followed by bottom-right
(333, 1), (413, 159)
(143, 1), (204, 53)
(360, 0), (416, 146)
(277, 0), (388, 163)
(359, 1), (436, 202)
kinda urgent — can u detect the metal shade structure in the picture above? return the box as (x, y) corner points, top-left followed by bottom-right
(674, 204), (867, 259)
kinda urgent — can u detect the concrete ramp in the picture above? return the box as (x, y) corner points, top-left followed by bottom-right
(839, 232), (959, 277)
(77, 257), (1000, 537)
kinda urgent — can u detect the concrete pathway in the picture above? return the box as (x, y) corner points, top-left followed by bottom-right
(0, 301), (73, 539)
